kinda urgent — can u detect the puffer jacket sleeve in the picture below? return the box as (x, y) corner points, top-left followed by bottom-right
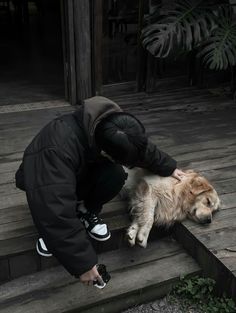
(24, 147), (97, 277)
(135, 139), (177, 176)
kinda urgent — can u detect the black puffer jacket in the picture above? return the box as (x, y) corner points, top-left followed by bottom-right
(15, 96), (176, 277)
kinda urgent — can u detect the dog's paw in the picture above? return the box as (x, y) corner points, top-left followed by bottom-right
(137, 233), (148, 248)
(128, 239), (136, 247)
(126, 226), (138, 247)
(136, 238), (147, 248)
(136, 236), (147, 248)
(126, 233), (135, 247)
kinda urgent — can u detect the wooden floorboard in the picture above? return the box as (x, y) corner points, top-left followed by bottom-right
(0, 85), (236, 295)
(0, 238), (200, 313)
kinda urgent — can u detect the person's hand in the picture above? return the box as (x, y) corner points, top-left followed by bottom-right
(79, 265), (103, 286)
(171, 168), (186, 181)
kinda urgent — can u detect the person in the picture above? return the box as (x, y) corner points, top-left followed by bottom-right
(15, 96), (185, 286)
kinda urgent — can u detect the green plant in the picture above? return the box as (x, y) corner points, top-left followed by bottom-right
(199, 7), (236, 70)
(141, 0), (236, 71)
(170, 275), (236, 313)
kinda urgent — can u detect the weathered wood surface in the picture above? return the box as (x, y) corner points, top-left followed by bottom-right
(0, 238), (200, 313)
(0, 86), (236, 293)
(74, 0), (93, 101)
(109, 87), (236, 299)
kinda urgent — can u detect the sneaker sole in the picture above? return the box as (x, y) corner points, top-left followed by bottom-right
(36, 241), (53, 257)
(88, 232), (111, 242)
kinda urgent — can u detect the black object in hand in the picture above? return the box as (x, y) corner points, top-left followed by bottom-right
(93, 264), (111, 289)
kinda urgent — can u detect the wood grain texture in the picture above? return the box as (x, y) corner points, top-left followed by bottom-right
(0, 238), (200, 313)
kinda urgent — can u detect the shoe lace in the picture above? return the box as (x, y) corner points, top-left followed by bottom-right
(88, 213), (102, 224)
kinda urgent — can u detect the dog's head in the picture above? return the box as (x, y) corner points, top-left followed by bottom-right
(182, 171), (220, 224)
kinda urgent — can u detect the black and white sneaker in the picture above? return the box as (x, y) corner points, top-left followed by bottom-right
(36, 238), (52, 257)
(77, 208), (111, 241)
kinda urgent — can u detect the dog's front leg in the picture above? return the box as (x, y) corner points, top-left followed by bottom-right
(136, 201), (155, 248)
(127, 179), (156, 248)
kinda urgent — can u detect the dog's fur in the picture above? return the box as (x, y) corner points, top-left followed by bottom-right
(122, 168), (220, 248)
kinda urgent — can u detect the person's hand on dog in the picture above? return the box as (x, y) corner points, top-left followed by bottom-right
(172, 168), (186, 181)
(79, 265), (102, 286)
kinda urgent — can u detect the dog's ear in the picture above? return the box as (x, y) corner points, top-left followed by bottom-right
(190, 176), (212, 196)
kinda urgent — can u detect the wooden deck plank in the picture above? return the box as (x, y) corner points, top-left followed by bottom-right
(0, 161), (21, 173)
(0, 238), (200, 313)
(0, 234), (44, 257)
(0, 206), (30, 224)
(0, 105), (72, 124)
(0, 110), (234, 154)
(188, 225), (236, 254)
(219, 192), (236, 209)
(0, 238), (183, 300)
(0, 218), (35, 241)
(0, 210), (130, 243)
(216, 247), (236, 272)
(0, 193), (26, 211)
(110, 87), (236, 300)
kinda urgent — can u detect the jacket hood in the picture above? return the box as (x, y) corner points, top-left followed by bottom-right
(82, 96), (122, 148)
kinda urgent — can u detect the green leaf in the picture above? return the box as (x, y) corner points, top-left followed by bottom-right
(141, 0), (217, 58)
(197, 6), (236, 70)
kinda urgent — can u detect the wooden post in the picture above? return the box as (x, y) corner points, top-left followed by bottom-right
(60, 0), (77, 104)
(91, 0), (103, 95)
(73, 0), (93, 102)
(60, 0), (68, 101)
(61, 0), (93, 104)
(67, 0), (77, 105)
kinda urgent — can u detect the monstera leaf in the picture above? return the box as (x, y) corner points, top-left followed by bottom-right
(141, 0), (221, 58)
(198, 8), (236, 70)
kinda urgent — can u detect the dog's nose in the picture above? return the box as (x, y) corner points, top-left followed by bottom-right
(205, 217), (212, 224)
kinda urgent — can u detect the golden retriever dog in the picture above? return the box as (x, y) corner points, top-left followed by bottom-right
(122, 169), (220, 248)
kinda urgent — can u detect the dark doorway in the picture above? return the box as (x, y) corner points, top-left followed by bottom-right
(0, 0), (64, 106)
(102, 0), (140, 85)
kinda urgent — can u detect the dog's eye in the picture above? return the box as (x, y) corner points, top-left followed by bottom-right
(207, 198), (211, 206)
(192, 208), (197, 215)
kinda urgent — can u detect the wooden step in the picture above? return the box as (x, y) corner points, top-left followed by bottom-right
(0, 199), (170, 283)
(1, 164), (235, 282)
(0, 237), (201, 313)
(173, 195), (236, 302)
(1, 166), (234, 283)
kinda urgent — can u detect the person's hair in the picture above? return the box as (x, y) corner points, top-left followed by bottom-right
(95, 112), (148, 166)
